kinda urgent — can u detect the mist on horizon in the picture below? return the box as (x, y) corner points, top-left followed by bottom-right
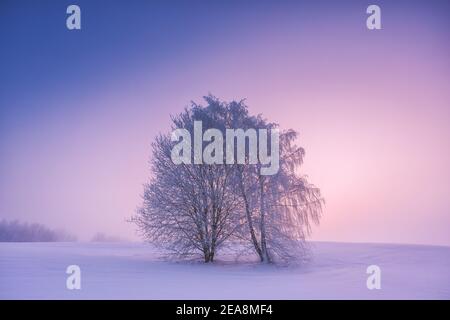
(1, 0), (449, 246)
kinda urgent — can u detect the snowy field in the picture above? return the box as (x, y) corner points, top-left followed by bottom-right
(1, 241), (449, 299)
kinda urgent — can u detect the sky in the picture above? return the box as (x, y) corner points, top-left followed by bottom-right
(1, 0), (449, 245)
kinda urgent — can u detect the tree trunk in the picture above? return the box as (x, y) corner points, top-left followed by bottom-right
(203, 248), (214, 263)
(238, 169), (263, 261)
(259, 175), (270, 263)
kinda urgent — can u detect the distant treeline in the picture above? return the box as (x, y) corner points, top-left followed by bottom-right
(0, 219), (77, 242)
(91, 232), (125, 242)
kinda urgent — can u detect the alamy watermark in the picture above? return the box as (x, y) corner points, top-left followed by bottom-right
(170, 121), (280, 175)
(65, 4), (380, 31)
(366, 5), (381, 30)
(366, 265), (381, 290)
(66, 5), (81, 30)
(66, 265), (81, 290)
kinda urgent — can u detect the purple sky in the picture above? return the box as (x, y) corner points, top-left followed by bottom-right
(1, 0), (449, 245)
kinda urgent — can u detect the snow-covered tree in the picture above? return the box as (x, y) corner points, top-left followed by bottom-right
(134, 98), (241, 262)
(226, 101), (324, 263)
(134, 95), (323, 263)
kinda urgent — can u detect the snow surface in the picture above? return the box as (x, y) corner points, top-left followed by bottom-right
(1, 242), (449, 299)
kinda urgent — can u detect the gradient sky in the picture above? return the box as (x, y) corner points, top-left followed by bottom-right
(1, 0), (449, 245)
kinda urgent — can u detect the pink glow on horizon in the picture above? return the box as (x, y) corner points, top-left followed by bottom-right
(1, 3), (449, 245)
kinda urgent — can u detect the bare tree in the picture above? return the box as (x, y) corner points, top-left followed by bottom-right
(258, 129), (323, 262)
(226, 103), (324, 263)
(134, 98), (241, 262)
(134, 95), (323, 264)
